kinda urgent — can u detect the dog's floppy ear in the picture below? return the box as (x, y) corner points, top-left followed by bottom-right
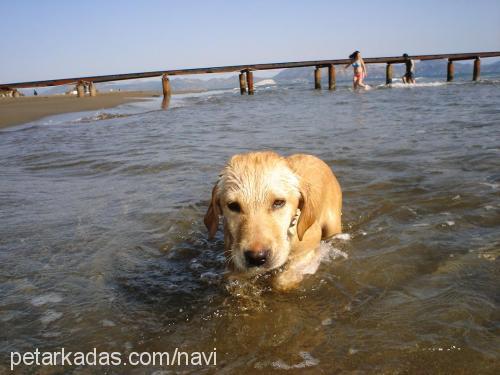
(204, 183), (221, 239)
(297, 182), (318, 241)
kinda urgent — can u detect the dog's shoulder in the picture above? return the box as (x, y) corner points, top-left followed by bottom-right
(286, 154), (332, 178)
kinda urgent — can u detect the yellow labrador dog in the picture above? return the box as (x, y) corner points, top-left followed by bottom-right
(204, 151), (342, 290)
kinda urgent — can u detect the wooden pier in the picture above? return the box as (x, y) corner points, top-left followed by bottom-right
(1, 51), (499, 98)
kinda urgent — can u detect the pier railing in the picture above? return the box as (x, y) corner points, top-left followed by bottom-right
(1, 51), (499, 97)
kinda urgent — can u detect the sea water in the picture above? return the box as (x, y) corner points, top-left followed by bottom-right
(1, 77), (499, 373)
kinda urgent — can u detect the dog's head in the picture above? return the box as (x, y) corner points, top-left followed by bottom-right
(204, 152), (316, 275)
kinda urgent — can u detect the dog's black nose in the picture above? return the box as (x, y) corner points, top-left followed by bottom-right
(244, 250), (269, 267)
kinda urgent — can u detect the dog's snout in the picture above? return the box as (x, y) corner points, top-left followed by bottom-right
(244, 249), (269, 267)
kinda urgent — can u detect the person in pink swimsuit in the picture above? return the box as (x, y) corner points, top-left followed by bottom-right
(345, 51), (368, 89)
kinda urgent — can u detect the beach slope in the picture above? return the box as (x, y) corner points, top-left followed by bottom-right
(0, 91), (158, 129)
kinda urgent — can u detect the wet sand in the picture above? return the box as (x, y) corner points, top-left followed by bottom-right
(0, 91), (159, 129)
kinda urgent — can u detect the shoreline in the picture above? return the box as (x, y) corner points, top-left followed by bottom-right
(0, 91), (161, 130)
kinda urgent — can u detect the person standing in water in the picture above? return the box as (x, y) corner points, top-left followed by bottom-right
(345, 51), (368, 89)
(402, 53), (416, 84)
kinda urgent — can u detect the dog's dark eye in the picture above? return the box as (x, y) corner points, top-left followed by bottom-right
(272, 199), (286, 209)
(227, 202), (241, 213)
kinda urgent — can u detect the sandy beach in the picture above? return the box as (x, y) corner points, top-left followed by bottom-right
(0, 91), (159, 130)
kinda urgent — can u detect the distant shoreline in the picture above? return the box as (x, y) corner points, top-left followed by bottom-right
(0, 91), (162, 130)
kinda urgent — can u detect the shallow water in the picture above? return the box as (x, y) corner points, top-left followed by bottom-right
(1, 78), (499, 373)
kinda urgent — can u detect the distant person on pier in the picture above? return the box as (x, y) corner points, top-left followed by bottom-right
(402, 53), (416, 84)
(345, 51), (367, 89)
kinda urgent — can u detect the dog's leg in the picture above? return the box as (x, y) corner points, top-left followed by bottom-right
(273, 222), (323, 291)
(272, 269), (304, 291)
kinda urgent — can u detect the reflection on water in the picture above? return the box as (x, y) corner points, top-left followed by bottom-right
(1, 80), (499, 373)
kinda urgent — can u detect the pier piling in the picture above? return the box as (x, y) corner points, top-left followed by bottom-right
(328, 64), (336, 90)
(447, 60), (454, 82)
(314, 67), (321, 90)
(162, 74), (171, 97)
(76, 82), (85, 97)
(473, 57), (480, 81)
(386, 63), (393, 84)
(239, 72), (247, 95)
(246, 70), (254, 95)
(89, 82), (97, 97)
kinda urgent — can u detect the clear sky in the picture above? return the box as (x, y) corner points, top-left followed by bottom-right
(1, 0), (499, 83)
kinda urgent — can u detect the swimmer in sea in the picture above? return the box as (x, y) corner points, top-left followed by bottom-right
(345, 51), (368, 89)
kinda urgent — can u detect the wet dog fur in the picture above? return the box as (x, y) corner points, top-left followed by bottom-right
(204, 151), (342, 290)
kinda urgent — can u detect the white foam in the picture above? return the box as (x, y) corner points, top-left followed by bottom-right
(405, 206), (418, 215)
(41, 332), (62, 338)
(423, 345), (462, 352)
(383, 81), (447, 88)
(271, 352), (319, 370)
(320, 241), (348, 262)
(255, 79), (276, 87)
(40, 310), (63, 324)
(31, 293), (63, 306)
(200, 271), (220, 284)
(0, 311), (17, 323)
(445, 221), (455, 226)
(189, 260), (204, 271)
(287, 242), (347, 278)
(480, 182), (499, 189)
(478, 252), (497, 262)
(333, 233), (351, 241)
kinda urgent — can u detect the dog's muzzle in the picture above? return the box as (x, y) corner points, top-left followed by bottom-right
(244, 249), (270, 267)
